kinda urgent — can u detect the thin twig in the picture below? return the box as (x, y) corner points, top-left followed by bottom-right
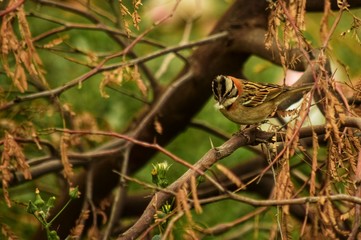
(121, 0), (182, 57)
(102, 31), (229, 71)
(189, 120), (231, 140)
(36, 0), (100, 23)
(161, 212), (184, 240)
(198, 190), (361, 207)
(30, 12), (186, 63)
(86, 163), (98, 233)
(228, 192), (361, 206)
(102, 147), (130, 240)
(6, 121), (361, 187)
(196, 207), (268, 235)
(0, 31), (228, 112)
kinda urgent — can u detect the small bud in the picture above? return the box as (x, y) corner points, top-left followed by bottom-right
(48, 230), (60, 240)
(161, 202), (172, 214)
(34, 188), (45, 208)
(46, 196), (56, 209)
(27, 201), (38, 214)
(151, 234), (162, 240)
(151, 161), (171, 188)
(69, 186), (80, 199)
(197, 175), (205, 184)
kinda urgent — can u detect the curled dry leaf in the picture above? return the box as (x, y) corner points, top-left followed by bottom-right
(1, 132), (31, 207)
(87, 225), (101, 240)
(265, 0), (308, 70)
(0, 3), (47, 93)
(275, 158), (293, 216)
(285, 125), (297, 157)
(324, 89), (345, 145)
(216, 164), (243, 188)
(119, 1), (143, 34)
(133, 0), (143, 9)
(70, 210), (90, 238)
(120, 2), (132, 36)
(60, 133), (74, 185)
(132, 11), (141, 30)
(1, 224), (19, 240)
(310, 131), (319, 196)
(13, 65), (27, 92)
(132, 65), (147, 97)
(176, 184), (193, 224)
(73, 112), (103, 143)
(43, 35), (68, 49)
(100, 67), (124, 98)
(190, 175), (202, 214)
(154, 118), (163, 135)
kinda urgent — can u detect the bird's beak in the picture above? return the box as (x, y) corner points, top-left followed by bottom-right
(214, 98), (225, 110)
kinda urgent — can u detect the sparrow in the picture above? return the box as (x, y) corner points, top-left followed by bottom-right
(212, 75), (313, 125)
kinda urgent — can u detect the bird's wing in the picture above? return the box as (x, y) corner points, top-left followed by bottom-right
(239, 81), (287, 107)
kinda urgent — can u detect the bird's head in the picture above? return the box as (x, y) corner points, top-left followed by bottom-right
(212, 75), (239, 109)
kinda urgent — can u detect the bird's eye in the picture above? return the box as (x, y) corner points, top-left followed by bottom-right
(224, 84), (238, 99)
(225, 90), (232, 98)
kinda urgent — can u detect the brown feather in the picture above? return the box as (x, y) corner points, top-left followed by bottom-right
(238, 79), (288, 107)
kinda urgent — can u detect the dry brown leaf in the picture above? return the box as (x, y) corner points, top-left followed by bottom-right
(87, 225), (101, 240)
(274, 156), (293, 221)
(133, 0), (142, 9)
(310, 131), (319, 196)
(154, 118), (163, 135)
(275, 157), (293, 237)
(13, 65), (27, 92)
(120, 3), (132, 36)
(74, 112), (103, 143)
(60, 133), (74, 185)
(0, 172), (11, 207)
(0, 2), (47, 92)
(347, 135), (360, 173)
(328, 144), (340, 181)
(265, 0), (308, 71)
(100, 67), (124, 98)
(101, 65), (147, 100)
(320, 0), (331, 42)
(120, 2), (131, 16)
(132, 65), (147, 96)
(4, 133), (31, 178)
(285, 125), (297, 158)
(17, 6), (47, 82)
(176, 184), (192, 224)
(216, 164), (243, 188)
(43, 36), (68, 49)
(132, 11), (141, 30)
(70, 210), (90, 238)
(1, 132), (31, 207)
(1, 224), (19, 240)
(190, 175), (202, 214)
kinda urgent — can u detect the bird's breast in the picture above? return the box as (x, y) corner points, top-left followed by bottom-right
(219, 101), (277, 125)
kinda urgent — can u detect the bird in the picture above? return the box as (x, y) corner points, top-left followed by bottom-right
(212, 75), (313, 125)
